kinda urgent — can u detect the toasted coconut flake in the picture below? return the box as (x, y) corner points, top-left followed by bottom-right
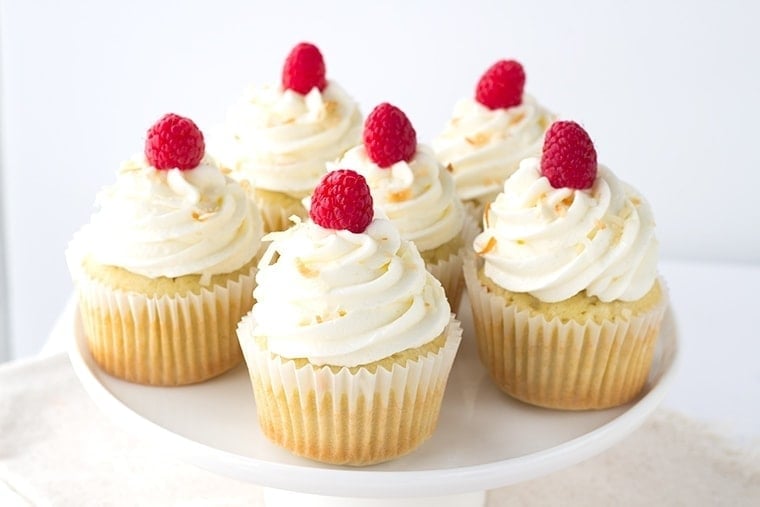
(483, 201), (492, 228)
(477, 236), (498, 255)
(465, 132), (490, 147)
(388, 188), (412, 203)
(295, 258), (319, 278)
(554, 195), (575, 216)
(192, 210), (217, 222)
(508, 111), (526, 125)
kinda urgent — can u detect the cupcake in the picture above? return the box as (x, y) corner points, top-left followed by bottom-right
(237, 169), (462, 465)
(211, 42), (362, 233)
(67, 114), (264, 386)
(331, 103), (477, 312)
(433, 59), (556, 218)
(464, 121), (667, 410)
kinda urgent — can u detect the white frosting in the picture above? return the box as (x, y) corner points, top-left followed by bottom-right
(331, 144), (465, 252)
(433, 95), (555, 201)
(79, 155), (263, 279)
(250, 218), (451, 367)
(474, 158), (658, 302)
(212, 81), (362, 198)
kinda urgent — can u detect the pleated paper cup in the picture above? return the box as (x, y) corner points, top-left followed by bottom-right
(462, 195), (494, 226)
(423, 213), (480, 313)
(237, 315), (463, 466)
(463, 256), (668, 410)
(73, 261), (257, 386)
(247, 186), (308, 234)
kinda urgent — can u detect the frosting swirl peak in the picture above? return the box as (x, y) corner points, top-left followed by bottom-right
(433, 95), (555, 202)
(251, 218), (450, 366)
(333, 144), (465, 252)
(474, 158), (658, 302)
(212, 81), (362, 198)
(80, 155), (262, 280)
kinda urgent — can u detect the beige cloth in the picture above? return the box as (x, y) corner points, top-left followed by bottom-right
(1, 354), (758, 506)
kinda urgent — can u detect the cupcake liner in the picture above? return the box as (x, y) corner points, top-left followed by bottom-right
(424, 213), (480, 313)
(237, 315), (463, 466)
(463, 256), (668, 410)
(74, 262), (257, 386)
(463, 199), (486, 226)
(248, 190), (307, 234)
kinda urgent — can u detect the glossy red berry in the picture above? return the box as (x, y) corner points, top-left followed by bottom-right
(475, 59), (525, 110)
(540, 121), (598, 189)
(144, 113), (205, 170)
(363, 103), (417, 168)
(310, 169), (374, 233)
(282, 42), (327, 94)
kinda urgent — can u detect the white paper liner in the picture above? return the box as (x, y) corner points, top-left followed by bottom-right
(73, 261), (257, 386)
(463, 255), (669, 410)
(464, 191), (504, 227)
(237, 315), (463, 466)
(424, 212), (480, 314)
(463, 198), (486, 226)
(250, 190), (307, 234)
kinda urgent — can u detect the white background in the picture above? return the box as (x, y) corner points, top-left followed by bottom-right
(1, 0), (759, 359)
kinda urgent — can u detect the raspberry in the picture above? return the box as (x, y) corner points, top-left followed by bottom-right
(281, 42), (327, 94)
(540, 121), (598, 190)
(310, 170), (374, 233)
(362, 103), (417, 168)
(475, 59), (525, 110)
(145, 113), (205, 170)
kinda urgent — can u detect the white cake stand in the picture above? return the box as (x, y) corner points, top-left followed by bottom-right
(68, 296), (679, 507)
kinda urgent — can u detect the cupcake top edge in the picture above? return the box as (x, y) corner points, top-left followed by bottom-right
(474, 121), (659, 303)
(329, 103), (466, 253)
(433, 59), (557, 202)
(249, 171), (451, 367)
(73, 113), (263, 282)
(209, 42), (362, 199)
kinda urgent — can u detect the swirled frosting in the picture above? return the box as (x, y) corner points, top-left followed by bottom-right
(212, 81), (362, 198)
(250, 218), (451, 366)
(331, 144), (465, 252)
(433, 95), (555, 201)
(474, 158), (658, 302)
(79, 155), (263, 280)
